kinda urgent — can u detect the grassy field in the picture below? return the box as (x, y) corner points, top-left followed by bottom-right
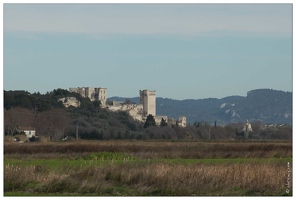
(4, 140), (292, 196)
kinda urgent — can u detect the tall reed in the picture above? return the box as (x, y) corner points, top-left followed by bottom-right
(4, 162), (290, 196)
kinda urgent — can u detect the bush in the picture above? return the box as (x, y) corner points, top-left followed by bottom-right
(29, 136), (39, 142)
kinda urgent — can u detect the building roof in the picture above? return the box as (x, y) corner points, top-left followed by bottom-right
(19, 126), (36, 130)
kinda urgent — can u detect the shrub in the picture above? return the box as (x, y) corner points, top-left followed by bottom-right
(29, 136), (39, 142)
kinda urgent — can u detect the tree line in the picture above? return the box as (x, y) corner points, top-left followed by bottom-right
(4, 89), (292, 141)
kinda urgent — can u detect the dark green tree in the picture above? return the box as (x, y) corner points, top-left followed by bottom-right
(160, 118), (168, 126)
(93, 100), (101, 108)
(124, 99), (131, 104)
(52, 88), (70, 96)
(4, 91), (15, 110)
(144, 114), (156, 128)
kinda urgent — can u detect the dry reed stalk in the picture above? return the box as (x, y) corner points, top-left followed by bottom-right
(106, 162), (289, 195)
(4, 161), (290, 195)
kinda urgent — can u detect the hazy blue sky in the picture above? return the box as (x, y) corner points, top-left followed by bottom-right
(3, 3), (292, 100)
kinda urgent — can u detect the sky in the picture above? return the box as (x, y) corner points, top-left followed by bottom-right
(3, 3), (293, 100)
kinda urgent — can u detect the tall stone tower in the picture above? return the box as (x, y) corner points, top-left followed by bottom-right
(140, 90), (156, 117)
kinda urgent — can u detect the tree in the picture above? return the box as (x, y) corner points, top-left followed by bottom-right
(144, 114), (156, 128)
(4, 91), (15, 110)
(160, 118), (168, 126)
(236, 130), (245, 140)
(194, 121), (200, 128)
(93, 100), (101, 108)
(52, 88), (70, 96)
(4, 107), (34, 136)
(35, 108), (70, 140)
(124, 99), (131, 104)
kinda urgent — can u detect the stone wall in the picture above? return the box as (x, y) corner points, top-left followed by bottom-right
(107, 101), (144, 122)
(178, 116), (187, 127)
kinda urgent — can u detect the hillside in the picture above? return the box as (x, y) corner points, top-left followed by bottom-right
(4, 88), (292, 141)
(4, 89), (144, 140)
(108, 89), (292, 125)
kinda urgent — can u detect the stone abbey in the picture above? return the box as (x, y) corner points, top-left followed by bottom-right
(69, 87), (107, 106)
(62, 87), (186, 127)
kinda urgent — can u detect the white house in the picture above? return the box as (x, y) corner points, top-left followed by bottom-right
(19, 127), (36, 138)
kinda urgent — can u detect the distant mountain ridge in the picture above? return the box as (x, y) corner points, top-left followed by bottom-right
(108, 89), (292, 125)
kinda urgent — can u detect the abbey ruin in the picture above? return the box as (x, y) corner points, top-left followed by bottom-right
(69, 87), (107, 106)
(63, 87), (186, 127)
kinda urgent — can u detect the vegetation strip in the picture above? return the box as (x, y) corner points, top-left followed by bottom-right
(4, 141), (292, 196)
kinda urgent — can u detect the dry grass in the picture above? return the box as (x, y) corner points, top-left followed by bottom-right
(4, 140), (292, 196)
(4, 140), (292, 159)
(4, 162), (291, 196)
(4, 136), (15, 143)
(4, 135), (28, 143)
